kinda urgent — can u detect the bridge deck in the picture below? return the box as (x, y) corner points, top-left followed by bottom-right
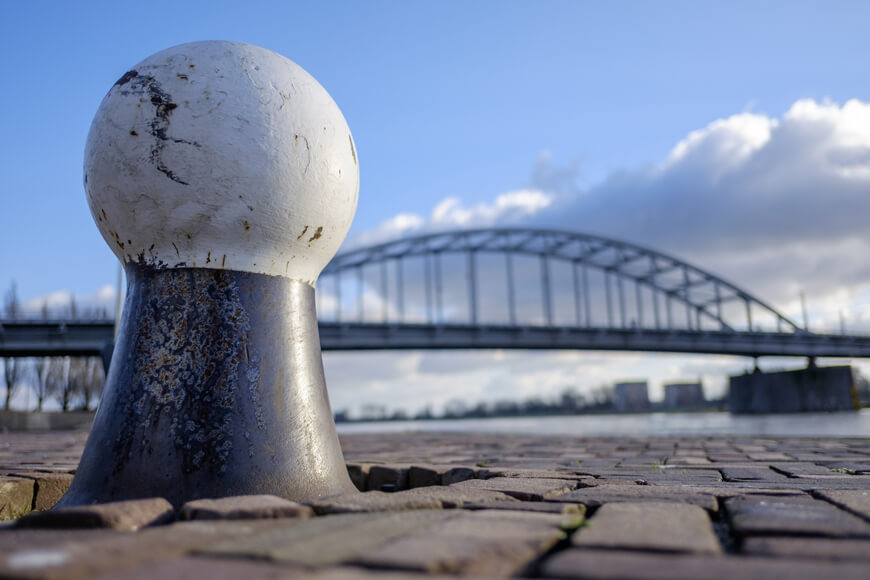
(3, 320), (870, 359)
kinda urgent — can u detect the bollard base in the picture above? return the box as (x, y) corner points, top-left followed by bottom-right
(58, 266), (356, 508)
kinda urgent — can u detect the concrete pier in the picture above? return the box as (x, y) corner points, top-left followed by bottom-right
(730, 365), (859, 414)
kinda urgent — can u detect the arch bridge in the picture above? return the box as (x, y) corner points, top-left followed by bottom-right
(3, 228), (870, 360)
(316, 228), (870, 358)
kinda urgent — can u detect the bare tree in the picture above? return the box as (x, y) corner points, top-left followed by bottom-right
(559, 387), (585, 413)
(443, 398), (467, 419)
(30, 302), (51, 411)
(67, 357), (87, 412)
(81, 357), (105, 410)
(45, 357), (70, 412)
(45, 297), (81, 412)
(3, 282), (22, 409)
(853, 368), (870, 407)
(588, 384), (615, 410)
(70, 297), (105, 410)
(32, 357), (50, 411)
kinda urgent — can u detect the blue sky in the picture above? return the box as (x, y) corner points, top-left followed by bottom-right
(3, 1), (870, 414)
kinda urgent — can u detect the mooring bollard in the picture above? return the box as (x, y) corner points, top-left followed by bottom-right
(58, 41), (359, 507)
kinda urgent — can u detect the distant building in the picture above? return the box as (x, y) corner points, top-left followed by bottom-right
(613, 382), (650, 412)
(663, 382), (705, 409)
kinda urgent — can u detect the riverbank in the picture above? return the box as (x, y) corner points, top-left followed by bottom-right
(1, 431), (869, 578)
(0, 410), (95, 432)
(336, 410), (870, 438)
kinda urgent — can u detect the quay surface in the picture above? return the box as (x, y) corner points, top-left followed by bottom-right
(1, 431), (869, 579)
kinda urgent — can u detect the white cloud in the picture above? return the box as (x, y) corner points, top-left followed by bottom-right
(348, 188), (552, 249)
(665, 112), (776, 173)
(21, 284), (117, 318)
(351, 213), (425, 248)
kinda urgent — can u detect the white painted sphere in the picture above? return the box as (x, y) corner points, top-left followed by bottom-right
(84, 40), (359, 284)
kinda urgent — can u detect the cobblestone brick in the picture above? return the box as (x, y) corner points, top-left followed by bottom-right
(769, 462), (842, 477)
(726, 495), (870, 537)
(814, 490), (870, 521)
(747, 452), (793, 462)
(553, 485), (719, 512)
(6, 471), (74, 511)
(667, 456), (713, 465)
(741, 536), (870, 561)
(572, 501), (721, 554)
(0, 475), (34, 520)
(346, 463), (371, 491)
(449, 477), (577, 500)
(0, 520), (289, 579)
(440, 466), (475, 485)
(14, 498), (174, 531)
(201, 510), (456, 567)
(464, 501), (584, 515)
(595, 468), (722, 485)
(395, 485), (518, 508)
(180, 495), (313, 520)
(92, 556), (312, 580)
(351, 510), (573, 576)
(477, 468), (587, 481)
(541, 548), (870, 580)
(304, 490), (442, 515)
(720, 466), (790, 482)
(815, 461), (870, 473)
(368, 465), (409, 492)
(408, 465), (441, 488)
(653, 479), (868, 492)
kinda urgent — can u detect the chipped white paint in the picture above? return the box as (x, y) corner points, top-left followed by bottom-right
(84, 41), (359, 283)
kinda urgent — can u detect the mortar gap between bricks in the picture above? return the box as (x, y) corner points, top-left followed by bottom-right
(768, 465), (800, 478)
(716, 494), (747, 554)
(711, 507), (739, 554)
(517, 518), (586, 578)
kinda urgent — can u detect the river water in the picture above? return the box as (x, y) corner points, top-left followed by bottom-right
(336, 409), (870, 437)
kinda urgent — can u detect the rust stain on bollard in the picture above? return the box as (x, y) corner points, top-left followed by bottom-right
(119, 269), (255, 476)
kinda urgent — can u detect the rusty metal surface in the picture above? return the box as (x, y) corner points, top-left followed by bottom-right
(58, 265), (355, 507)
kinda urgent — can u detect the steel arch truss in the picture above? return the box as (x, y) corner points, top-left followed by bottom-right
(321, 228), (802, 335)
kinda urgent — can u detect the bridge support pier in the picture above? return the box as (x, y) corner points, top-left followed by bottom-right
(729, 364), (859, 414)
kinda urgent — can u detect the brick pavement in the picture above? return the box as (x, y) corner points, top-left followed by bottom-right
(1, 431), (869, 578)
